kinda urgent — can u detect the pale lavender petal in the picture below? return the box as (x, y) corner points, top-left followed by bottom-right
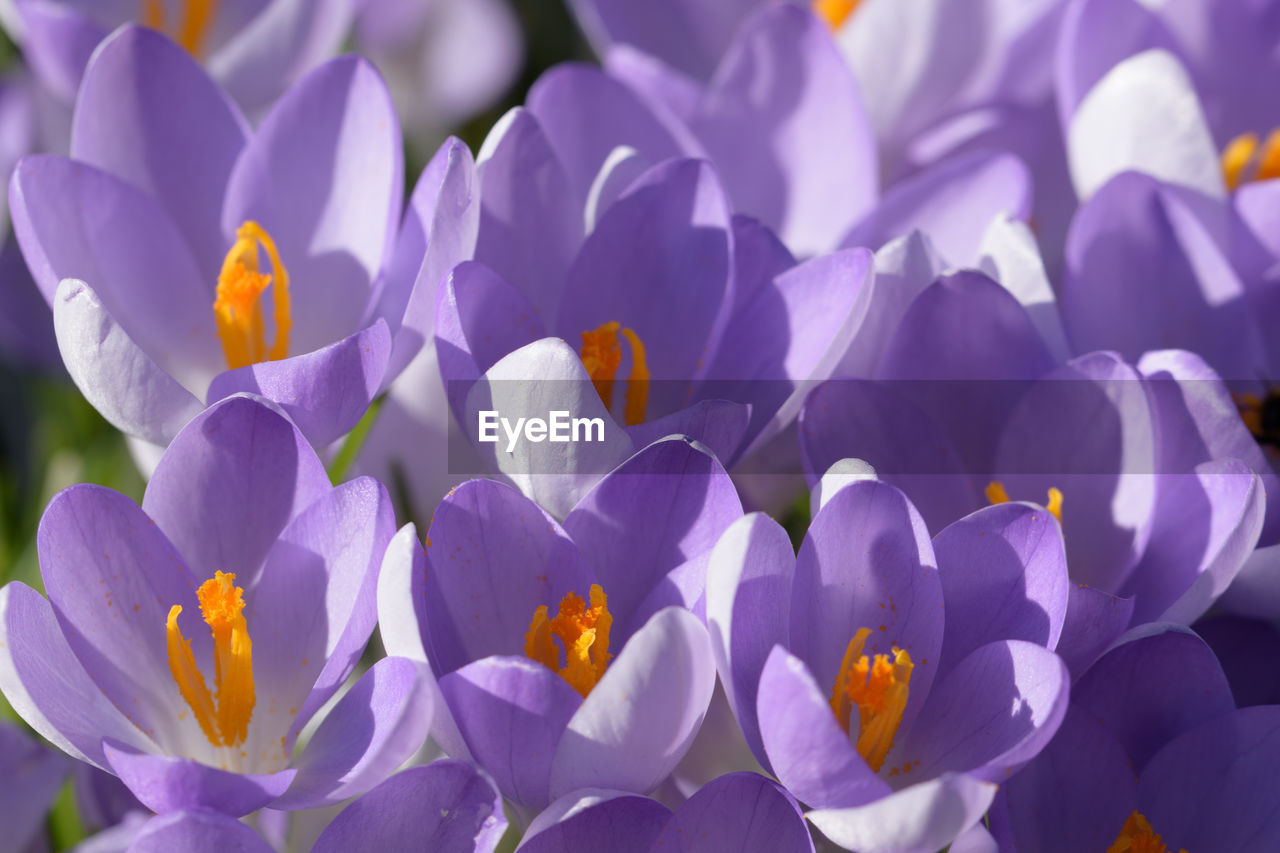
(53, 278), (204, 446)
(806, 772), (997, 853)
(549, 608), (716, 799)
(311, 760), (507, 853)
(15, 2), (107, 102)
(141, 395), (331, 589)
(564, 436), (742, 635)
(519, 790), (669, 853)
(756, 646), (890, 810)
(206, 319), (392, 448)
(102, 741), (295, 817)
(439, 657), (582, 810)
(1054, 583), (1135, 679)
(653, 772), (813, 853)
(221, 56), (402, 353)
(622, 400), (751, 469)
(127, 808), (275, 853)
(0, 722), (69, 853)
(423, 477), (595, 674)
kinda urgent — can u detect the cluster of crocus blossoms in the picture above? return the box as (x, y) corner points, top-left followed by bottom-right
(1, 0), (1280, 851)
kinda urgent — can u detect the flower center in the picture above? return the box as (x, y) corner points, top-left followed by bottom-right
(1221, 130), (1280, 190)
(524, 585), (613, 697)
(812, 0), (863, 30)
(829, 627), (913, 772)
(213, 221), (292, 370)
(579, 322), (650, 426)
(985, 481), (1064, 523)
(140, 0), (220, 58)
(1107, 811), (1186, 853)
(165, 571), (255, 748)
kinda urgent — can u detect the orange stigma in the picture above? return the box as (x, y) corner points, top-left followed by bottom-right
(524, 585), (613, 697)
(1107, 811), (1186, 853)
(579, 322), (650, 426)
(213, 221), (291, 370)
(812, 0), (862, 29)
(166, 571), (255, 748)
(1221, 129), (1280, 190)
(986, 481), (1064, 523)
(830, 627), (913, 772)
(141, 0), (220, 57)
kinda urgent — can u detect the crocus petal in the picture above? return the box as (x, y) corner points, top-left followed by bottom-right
(843, 151), (1032, 267)
(127, 808), (275, 853)
(1062, 173), (1265, 379)
(1140, 706), (1280, 851)
(1054, 583), (1135, 679)
(102, 741), (296, 818)
(564, 436), (743, 634)
(1123, 460), (1263, 625)
(71, 25), (250, 278)
(789, 479), (943, 733)
(247, 476), (395, 744)
(519, 790), (670, 853)
(1067, 49), (1224, 200)
(439, 657), (582, 810)
(10, 154), (222, 389)
(1219, 542), (1280, 619)
(208, 0), (355, 119)
(555, 158), (733, 398)
(53, 278), (204, 446)
(622, 400), (752, 469)
(811, 458), (879, 512)
(604, 45), (704, 125)
(527, 63), (699, 206)
(701, 248), (873, 453)
(549, 608), (715, 800)
(275, 657), (434, 809)
(0, 582), (156, 769)
(423, 477), (596, 674)
(435, 260), (546, 425)
(693, 4), (876, 256)
(473, 108), (582, 322)
(379, 137), (480, 381)
(756, 646), (891, 810)
(463, 338), (634, 520)
(806, 772), (997, 853)
(1195, 614), (1280, 708)
(933, 502), (1069, 674)
(14, 1), (107, 102)
(799, 378), (979, 534)
(0, 722), (68, 853)
(311, 761), (507, 853)
(950, 820), (999, 853)
(36, 483), (207, 750)
(976, 216), (1072, 363)
(1073, 624), (1234, 773)
(705, 512), (794, 765)
(141, 395), (331, 589)
(999, 708), (1138, 853)
(221, 56), (402, 352)
(900, 640), (1069, 782)
(206, 319), (392, 449)
(651, 772), (814, 853)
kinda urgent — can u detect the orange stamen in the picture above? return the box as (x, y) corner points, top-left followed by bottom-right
(213, 221), (291, 370)
(524, 585), (613, 697)
(579, 322), (650, 426)
(830, 627), (913, 772)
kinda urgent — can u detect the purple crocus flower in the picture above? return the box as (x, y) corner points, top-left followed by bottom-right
(516, 771), (813, 853)
(436, 134), (870, 516)
(802, 269), (1269, 667)
(0, 396), (435, 817)
(992, 624), (1280, 852)
(0, 719), (69, 853)
(705, 476), (1071, 851)
(5, 0), (352, 118)
(10, 24), (468, 457)
(378, 436), (743, 817)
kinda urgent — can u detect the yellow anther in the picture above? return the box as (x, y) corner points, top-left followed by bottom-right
(524, 585), (613, 697)
(1222, 129), (1280, 190)
(213, 221), (291, 370)
(165, 571), (255, 748)
(1107, 811), (1186, 853)
(813, 0), (862, 30)
(579, 322), (650, 426)
(985, 481), (1064, 523)
(140, 0), (220, 58)
(830, 627), (913, 773)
